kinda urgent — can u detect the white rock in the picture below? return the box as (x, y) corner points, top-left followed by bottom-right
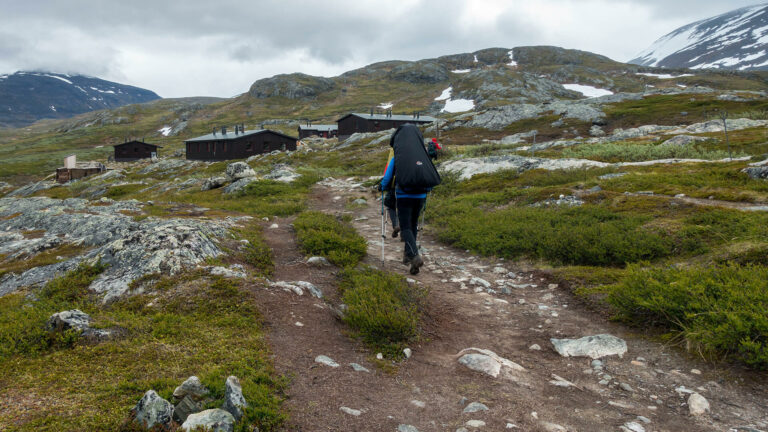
(269, 223), (279, 229)
(466, 420), (486, 428)
(181, 409), (234, 432)
(621, 422), (645, 432)
(340, 406), (362, 416)
(349, 363), (370, 372)
(550, 334), (627, 359)
(529, 344), (541, 351)
(411, 400), (426, 408)
(688, 393), (710, 416)
(307, 256), (331, 267)
(295, 321), (304, 327)
(456, 347), (526, 381)
(540, 422), (567, 432)
(315, 355), (340, 368)
(376, 352), (383, 360)
(403, 348), (412, 358)
(470, 277), (491, 288)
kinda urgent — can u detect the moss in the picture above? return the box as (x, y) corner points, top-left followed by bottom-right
(293, 211), (367, 267)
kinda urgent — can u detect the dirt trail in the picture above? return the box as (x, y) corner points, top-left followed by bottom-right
(256, 181), (768, 432)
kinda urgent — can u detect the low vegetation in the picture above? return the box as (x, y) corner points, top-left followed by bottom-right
(338, 267), (427, 358)
(293, 211), (367, 267)
(562, 141), (736, 162)
(606, 263), (768, 369)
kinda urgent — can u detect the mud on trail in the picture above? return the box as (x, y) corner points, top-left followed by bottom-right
(254, 181), (768, 432)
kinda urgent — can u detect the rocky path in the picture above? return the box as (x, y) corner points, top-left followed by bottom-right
(256, 179), (768, 432)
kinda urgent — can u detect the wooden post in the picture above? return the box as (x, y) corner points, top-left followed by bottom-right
(719, 111), (732, 160)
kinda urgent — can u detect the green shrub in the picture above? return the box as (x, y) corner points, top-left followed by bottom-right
(563, 141), (737, 162)
(338, 267), (426, 357)
(293, 211), (367, 267)
(235, 224), (274, 277)
(608, 263), (768, 369)
(430, 203), (673, 266)
(0, 262), (106, 359)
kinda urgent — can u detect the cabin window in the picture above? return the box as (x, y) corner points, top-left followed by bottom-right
(264, 141), (271, 150)
(246, 142), (252, 151)
(223, 142), (227, 152)
(207, 143), (211, 152)
(197, 143), (201, 152)
(134, 147), (139, 152)
(281, 143), (286, 151)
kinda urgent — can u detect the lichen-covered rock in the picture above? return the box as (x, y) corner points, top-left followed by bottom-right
(440, 155), (608, 180)
(661, 135), (707, 147)
(225, 162), (256, 181)
(221, 376), (248, 422)
(181, 408), (235, 432)
(263, 164), (300, 183)
(173, 376), (210, 401)
(46, 309), (91, 332)
(201, 176), (228, 191)
(6, 181), (55, 197)
(743, 166), (768, 180)
(133, 390), (174, 430)
(173, 395), (201, 424)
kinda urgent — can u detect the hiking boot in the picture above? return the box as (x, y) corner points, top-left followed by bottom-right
(409, 255), (424, 275)
(402, 252), (412, 265)
(392, 226), (400, 238)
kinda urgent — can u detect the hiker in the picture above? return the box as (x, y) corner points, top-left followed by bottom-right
(382, 147), (400, 238)
(427, 137), (442, 161)
(379, 124), (442, 275)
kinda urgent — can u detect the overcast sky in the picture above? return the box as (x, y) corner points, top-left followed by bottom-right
(0, 0), (763, 97)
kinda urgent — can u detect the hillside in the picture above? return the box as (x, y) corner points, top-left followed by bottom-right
(0, 71), (161, 128)
(631, 4), (768, 71)
(2, 45), (768, 431)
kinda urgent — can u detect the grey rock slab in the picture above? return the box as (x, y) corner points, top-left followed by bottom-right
(540, 422), (567, 432)
(466, 420), (486, 428)
(621, 421), (646, 432)
(134, 390), (174, 430)
(46, 309), (90, 332)
(463, 402), (489, 413)
(222, 376), (248, 422)
(173, 395), (201, 423)
(173, 376), (210, 401)
(550, 334), (627, 359)
(201, 176), (227, 191)
(209, 266), (247, 279)
(398, 425), (419, 432)
(181, 408), (234, 432)
(315, 355), (340, 368)
(263, 164), (300, 183)
(223, 177), (257, 194)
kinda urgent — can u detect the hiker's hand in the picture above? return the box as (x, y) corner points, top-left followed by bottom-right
(376, 183), (384, 192)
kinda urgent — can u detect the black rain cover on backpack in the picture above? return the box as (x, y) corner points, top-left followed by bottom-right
(391, 124), (441, 193)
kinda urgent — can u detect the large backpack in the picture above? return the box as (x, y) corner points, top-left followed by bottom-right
(391, 124), (442, 194)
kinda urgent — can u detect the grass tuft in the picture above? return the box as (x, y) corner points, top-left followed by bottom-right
(293, 211), (367, 267)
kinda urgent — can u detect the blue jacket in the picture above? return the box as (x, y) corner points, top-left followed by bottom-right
(381, 155), (428, 199)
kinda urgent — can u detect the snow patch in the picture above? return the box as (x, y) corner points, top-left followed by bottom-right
(442, 99), (475, 113)
(636, 72), (694, 79)
(378, 102), (393, 110)
(451, 69), (470, 73)
(473, 55), (478, 63)
(562, 84), (613, 98)
(434, 87), (452, 101)
(507, 50), (517, 67)
(35, 73), (73, 85)
(50, 105), (56, 112)
(158, 126), (172, 136)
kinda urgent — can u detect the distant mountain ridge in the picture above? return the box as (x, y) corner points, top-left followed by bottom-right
(0, 71), (160, 128)
(630, 4), (768, 71)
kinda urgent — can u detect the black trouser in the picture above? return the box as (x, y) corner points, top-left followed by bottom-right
(384, 191), (398, 228)
(397, 197), (425, 259)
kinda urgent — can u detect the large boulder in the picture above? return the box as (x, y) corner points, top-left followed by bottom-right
(201, 176), (227, 191)
(181, 408), (235, 432)
(225, 162), (256, 181)
(743, 166), (768, 180)
(221, 376), (248, 422)
(133, 390), (174, 430)
(173, 376), (210, 401)
(223, 177), (257, 195)
(46, 309), (90, 332)
(263, 164), (300, 183)
(550, 334), (627, 359)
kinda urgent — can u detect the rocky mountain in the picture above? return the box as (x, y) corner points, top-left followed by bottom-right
(630, 4), (768, 71)
(0, 71), (161, 128)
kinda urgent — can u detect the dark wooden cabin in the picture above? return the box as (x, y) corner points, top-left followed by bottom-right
(185, 127), (298, 161)
(113, 140), (161, 162)
(298, 124), (338, 139)
(336, 112), (436, 140)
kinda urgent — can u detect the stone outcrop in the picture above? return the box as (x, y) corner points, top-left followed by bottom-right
(249, 73), (335, 99)
(440, 155), (608, 180)
(201, 176), (227, 191)
(181, 408), (235, 432)
(0, 197), (237, 301)
(173, 376), (210, 401)
(133, 390), (174, 430)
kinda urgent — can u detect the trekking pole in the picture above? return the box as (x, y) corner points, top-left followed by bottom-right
(417, 193), (428, 253)
(380, 191), (386, 265)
